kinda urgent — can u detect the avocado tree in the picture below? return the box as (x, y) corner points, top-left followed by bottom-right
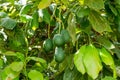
(0, 0), (120, 80)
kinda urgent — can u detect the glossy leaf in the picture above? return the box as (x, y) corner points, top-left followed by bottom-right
(0, 17), (17, 30)
(98, 47), (117, 78)
(10, 62), (23, 72)
(85, 0), (104, 11)
(28, 70), (43, 80)
(67, 13), (76, 46)
(88, 10), (112, 33)
(83, 44), (102, 79)
(74, 45), (86, 74)
(38, 0), (51, 9)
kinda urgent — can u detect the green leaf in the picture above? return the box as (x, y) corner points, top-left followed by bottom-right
(85, 0), (104, 11)
(0, 17), (17, 30)
(101, 76), (116, 80)
(83, 44), (102, 79)
(67, 13), (76, 46)
(108, 4), (117, 16)
(77, 7), (90, 18)
(98, 47), (117, 78)
(1, 51), (16, 56)
(27, 57), (47, 68)
(63, 67), (83, 80)
(42, 9), (51, 24)
(74, 45), (86, 74)
(0, 59), (3, 69)
(31, 10), (39, 30)
(16, 52), (25, 62)
(97, 36), (115, 49)
(20, 14), (32, 23)
(19, 4), (32, 15)
(0, 12), (8, 18)
(28, 70), (44, 80)
(38, 0), (52, 9)
(88, 10), (112, 33)
(10, 62), (23, 72)
(2, 66), (19, 80)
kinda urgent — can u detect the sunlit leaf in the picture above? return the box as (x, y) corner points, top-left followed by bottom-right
(74, 45), (86, 74)
(38, 0), (52, 9)
(88, 10), (112, 33)
(83, 44), (102, 79)
(98, 47), (117, 78)
(10, 62), (23, 72)
(28, 70), (44, 80)
(2, 66), (19, 80)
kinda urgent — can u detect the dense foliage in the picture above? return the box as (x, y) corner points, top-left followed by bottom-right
(0, 0), (120, 80)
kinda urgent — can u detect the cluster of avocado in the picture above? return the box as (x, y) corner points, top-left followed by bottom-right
(43, 29), (71, 63)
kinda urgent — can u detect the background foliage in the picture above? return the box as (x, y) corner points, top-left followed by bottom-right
(0, 0), (120, 80)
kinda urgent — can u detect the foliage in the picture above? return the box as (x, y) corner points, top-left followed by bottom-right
(0, 0), (120, 80)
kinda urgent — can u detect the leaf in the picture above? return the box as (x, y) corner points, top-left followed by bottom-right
(16, 52), (25, 62)
(77, 7), (90, 18)
(42, 9), (51, 24)
(108, 4), (117, 16)
(0, 59), (3, 69)
(97, 36), (115, 49)
(83, 44), (102, 79)
(31, 10), (39, 30)
(27, 57), (47, 68)
(85, 0), (104, 11)
(79, 0), (84, 6)
(10, 62), (23, 72)
(63, 67), (83, 80)
(1, 51), (16, 56)
(101, 76), (116, 80)
(0, 12), (8, 18)
(19, 4), (32, 15)
(88, 10), (112, 33)
(28, 70), (43, 80)
(67, 13), (76, 46)
(0, 17), (17, 30)
(20, 14), (32, 23)
(98, 47), (117, 78)
(74, 45), (86, 74)
(2, 66), (19, 80)
(38, 0), (51, 9)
